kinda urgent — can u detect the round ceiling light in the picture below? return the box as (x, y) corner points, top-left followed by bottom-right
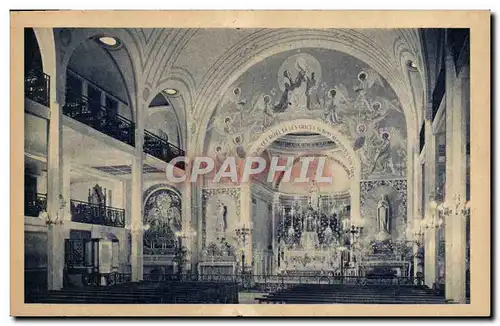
(98, 36), (119, 47)
(163, 88), (179, 96)
(407, 60), (418, 71)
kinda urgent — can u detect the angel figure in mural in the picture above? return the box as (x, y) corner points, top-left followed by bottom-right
(305, 72), (320, 110)
(355, 69), (385, 93)
(215, 200), (228, 234)
(369, 131), (391, 175)
(262, 95), (276, 128)
(363, 127), (406, 176)
(323, 89), (341, 124)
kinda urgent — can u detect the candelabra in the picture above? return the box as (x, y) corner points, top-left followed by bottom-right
(235, 224), (251, 274)
(125, 223), (150, 232)
(173, 226), (196, 276)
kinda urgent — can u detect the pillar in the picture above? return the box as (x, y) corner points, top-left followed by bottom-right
(413, 146), (423, 279)
(191, 184), (201, 271)
(444, 49), (468, 303)
(423, 117), (438, 289)
(130, 105), (144, 282)
(350, 179), (361, 224)
(181, 180), (192, 273)
(271, 193), (280, 274)
(46, 96), (65, 290)
(240, 184), (252, 272)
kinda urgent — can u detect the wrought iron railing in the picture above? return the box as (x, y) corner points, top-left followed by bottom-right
(140, 273), (424, 293)
(143, 130), (186, 170)
(25, 193), (47, 217)
(25, 69), (50, 107)
(63, 91), (135, 147)
(70, 199), (125, 228)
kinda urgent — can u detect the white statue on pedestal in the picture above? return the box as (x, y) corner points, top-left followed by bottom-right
(309, 180), (320, 212)
(215, 200), (228, 234)
(376, 194), (391, 235)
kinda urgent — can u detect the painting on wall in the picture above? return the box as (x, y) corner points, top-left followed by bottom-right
(204, 48), (408, 180)
(142, 186), (182, 255)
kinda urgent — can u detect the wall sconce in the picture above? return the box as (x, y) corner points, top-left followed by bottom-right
(44, 194), (66, 226)
(125, 223), (150, 232)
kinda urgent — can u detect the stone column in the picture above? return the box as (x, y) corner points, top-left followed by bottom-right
(46, 93), (65, 291)
(61, 158), (71, 220)
(408, 144), (423, 277)
(239, 184), (252, 272)
(130, 108), (144, 282)
(190, 184), (201, 271)
(423, 118), (438, 289)
(444, 51), (469, 303)
(350, 180), (361, 225)
(271, 193), (280, 274)
(181, 180), (192, 273)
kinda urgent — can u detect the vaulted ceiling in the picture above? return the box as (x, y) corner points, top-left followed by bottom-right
(48, 28), (427, 159)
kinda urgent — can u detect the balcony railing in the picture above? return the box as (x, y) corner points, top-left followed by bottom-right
(25, 69), (50, 107)
(70, 199), (125, 228)
(144, 130), (186, 170)
(63, 91), (135, 147)
(25, 193), (47, 217)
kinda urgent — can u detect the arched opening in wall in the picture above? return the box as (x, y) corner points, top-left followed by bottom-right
(24, 28), (50, 107)
(143, 91), (185, 168)
(200, 45), (412, 277)
(142, 185), (183, 278)
(24, 28), (50, 220)
(249, 131), (354, 276)
(63, 35), (135, 146)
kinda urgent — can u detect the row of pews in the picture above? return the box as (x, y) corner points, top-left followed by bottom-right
(26, 280), (239, 304)
(255, 284), (447, 304)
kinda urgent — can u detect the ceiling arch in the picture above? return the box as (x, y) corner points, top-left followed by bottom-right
(190, 29), (423, 158)
(54, 28), (140, 122)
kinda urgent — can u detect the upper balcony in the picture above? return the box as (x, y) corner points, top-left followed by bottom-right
(63, 91), (136, 147)
(144, 130), (186, 170)
(25, 69), (50, 108)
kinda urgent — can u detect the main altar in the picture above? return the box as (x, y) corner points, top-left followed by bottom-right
(273, 181), (413, 279)
(275, 182), (355, 276)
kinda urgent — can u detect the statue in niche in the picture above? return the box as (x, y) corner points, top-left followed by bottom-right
(215, 200), (228, 234)
(376, 194), (391, 234)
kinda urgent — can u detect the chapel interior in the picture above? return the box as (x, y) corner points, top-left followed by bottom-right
(23, 27), (470, 304)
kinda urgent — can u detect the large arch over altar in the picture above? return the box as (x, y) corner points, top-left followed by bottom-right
(196, 42), (412, 280)
(247, 118), (362, 222)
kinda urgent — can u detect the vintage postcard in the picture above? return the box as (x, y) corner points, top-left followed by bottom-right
(11, 10), (490, 317)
